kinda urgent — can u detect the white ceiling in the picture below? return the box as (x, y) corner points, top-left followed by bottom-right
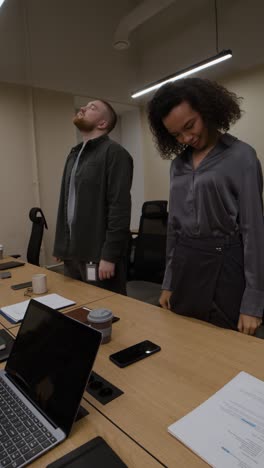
(0, 0), (263, 104)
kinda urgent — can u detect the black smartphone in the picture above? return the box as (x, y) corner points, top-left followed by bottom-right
(0, 272), (11, 279)
(11, 281), (32, 290)
(109, 340), (161, 368)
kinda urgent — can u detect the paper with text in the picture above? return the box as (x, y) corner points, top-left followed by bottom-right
(168, 372), (264, 467)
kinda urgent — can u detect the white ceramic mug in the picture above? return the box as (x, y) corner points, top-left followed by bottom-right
(32, 274), (47, 294)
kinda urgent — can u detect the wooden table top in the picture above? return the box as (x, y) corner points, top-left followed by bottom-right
(78, 293), (264, 467)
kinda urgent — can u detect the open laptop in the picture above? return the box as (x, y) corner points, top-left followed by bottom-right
(0, 299), (102, 467)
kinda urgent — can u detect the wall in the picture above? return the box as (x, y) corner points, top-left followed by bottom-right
(0, 82), (76, 265)
(141, 108), (170, 202)
(120, 109), (145, 229)
(32, 89), (76, 264)
(222, 64), (264, 165)
(0, 82), (35, 259)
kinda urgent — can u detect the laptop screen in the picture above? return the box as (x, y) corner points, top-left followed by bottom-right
(5, 299), (102, 436)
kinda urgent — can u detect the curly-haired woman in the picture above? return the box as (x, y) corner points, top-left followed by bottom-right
(148, 78), (264, 335)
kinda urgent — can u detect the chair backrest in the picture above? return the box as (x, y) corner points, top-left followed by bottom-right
(142, 200), (168, 217)
(133, 201), (168, 283)
(27, 208), (48, 266)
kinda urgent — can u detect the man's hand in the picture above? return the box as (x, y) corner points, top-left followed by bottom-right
(159, 290), (173, 310)
(53, 257), (61, 262)
(237, 314), (262, 335)
(98, 260), (115, 280)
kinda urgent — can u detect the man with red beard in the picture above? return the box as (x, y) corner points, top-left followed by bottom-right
(53, 100), (133, 294)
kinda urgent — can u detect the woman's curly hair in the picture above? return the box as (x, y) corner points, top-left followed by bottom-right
(147, 78), (243, 159)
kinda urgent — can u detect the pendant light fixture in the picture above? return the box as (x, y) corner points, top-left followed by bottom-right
(131, 0), (232, 99)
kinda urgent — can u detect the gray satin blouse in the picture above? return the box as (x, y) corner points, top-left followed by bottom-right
(162, 133), (264, 317)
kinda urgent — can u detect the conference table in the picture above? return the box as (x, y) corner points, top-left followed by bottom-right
(1, 259), (264, 467)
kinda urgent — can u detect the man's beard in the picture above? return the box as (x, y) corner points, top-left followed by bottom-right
(73, 114), (95, 132)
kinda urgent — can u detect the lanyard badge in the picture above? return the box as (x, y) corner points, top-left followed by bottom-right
(86, 262), (98, 281)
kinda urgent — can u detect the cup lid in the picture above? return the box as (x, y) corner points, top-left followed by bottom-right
(88, 308), (113, 323)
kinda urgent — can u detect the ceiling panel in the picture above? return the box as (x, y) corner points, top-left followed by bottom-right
(0, 0), (263, 104)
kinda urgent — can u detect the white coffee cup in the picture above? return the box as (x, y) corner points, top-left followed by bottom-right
(0, 245), (3, 260)
(32, 274), (47, 294)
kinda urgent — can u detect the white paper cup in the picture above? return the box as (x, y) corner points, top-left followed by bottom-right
(87, 308), (113, 344)
(32, 274), (47, 294)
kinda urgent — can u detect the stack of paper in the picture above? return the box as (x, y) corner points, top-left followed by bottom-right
(0, 294), (76, 323)
(168, 372), (264, 468)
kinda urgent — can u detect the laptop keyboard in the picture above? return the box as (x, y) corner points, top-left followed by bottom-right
(0, 377), (57, 467)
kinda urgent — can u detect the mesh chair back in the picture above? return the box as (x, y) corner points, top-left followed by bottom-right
(133, 201), (168, 283)
(27, 208), (48, 266)
(142, 200), (168, 217)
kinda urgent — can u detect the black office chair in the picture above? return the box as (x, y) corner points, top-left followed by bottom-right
(12, 207), (48, 266)
(27, 208), (48, 265)
(128, 201), (168, 283)
(127, 201), (168, 305)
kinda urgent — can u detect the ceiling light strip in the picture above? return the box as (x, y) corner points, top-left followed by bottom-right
(131, 49), (232, 99)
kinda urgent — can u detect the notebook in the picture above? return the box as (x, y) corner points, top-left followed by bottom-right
(0, 293), (76, 323)
(47, 436), (127, 467)
(0, 299), (102, 467)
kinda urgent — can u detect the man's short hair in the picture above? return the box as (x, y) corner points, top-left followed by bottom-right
(100, 100), (118, 133)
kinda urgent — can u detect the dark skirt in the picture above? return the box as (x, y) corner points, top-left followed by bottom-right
(169, 235), (245, 330)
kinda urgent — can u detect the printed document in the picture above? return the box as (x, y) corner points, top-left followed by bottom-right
(168, 372), (264, 467)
